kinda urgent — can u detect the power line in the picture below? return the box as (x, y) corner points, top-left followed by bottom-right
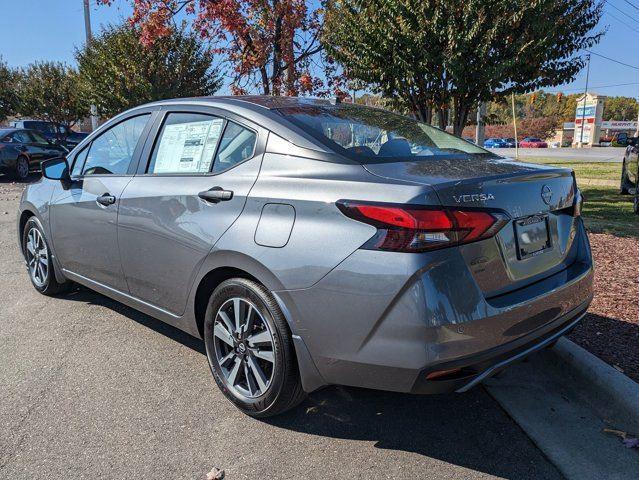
(604, 11), (639, 33)
(620, 0), (639, 12)
(546, 81), (639, 93)
(586, 50), (639, 70)
(604, 8), (639, 33)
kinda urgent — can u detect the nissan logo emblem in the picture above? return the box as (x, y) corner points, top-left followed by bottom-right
(541, 185), (553, 205)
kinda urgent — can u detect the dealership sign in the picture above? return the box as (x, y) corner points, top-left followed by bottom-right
(575, 104), (596, 118)
(601, 120), (638, 130)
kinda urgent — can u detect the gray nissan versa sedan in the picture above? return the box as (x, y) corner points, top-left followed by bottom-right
(18, 96), (593, 417)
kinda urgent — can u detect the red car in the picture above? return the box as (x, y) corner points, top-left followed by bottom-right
(520, 137), (548, 148)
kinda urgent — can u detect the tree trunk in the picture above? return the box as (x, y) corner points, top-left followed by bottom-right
(437, 108), (446, 130)
(453, 102), (470, 137)
(260, 66), (270, 95)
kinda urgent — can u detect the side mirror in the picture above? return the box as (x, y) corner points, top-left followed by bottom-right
(41, 157), (70, 182)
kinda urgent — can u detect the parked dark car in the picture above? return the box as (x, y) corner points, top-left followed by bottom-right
(0, 128), (68, 180)
(620, 137), (639, 213)
(503, 137), (518, 148)
(9, 120), (89, 149)
(520, 137), (548, 148)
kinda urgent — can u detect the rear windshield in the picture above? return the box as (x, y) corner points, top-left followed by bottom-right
(277, 104), (494, 162)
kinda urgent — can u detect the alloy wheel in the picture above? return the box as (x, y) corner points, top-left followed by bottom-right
(213, 297), (275, 399)
(25, 227), (48, 287)
(17, 157), (29, 179)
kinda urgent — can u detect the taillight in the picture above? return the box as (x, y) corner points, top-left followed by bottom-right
(337, 200), (509, 252)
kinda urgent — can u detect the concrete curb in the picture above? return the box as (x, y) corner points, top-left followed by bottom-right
(553, 337), (639, 433)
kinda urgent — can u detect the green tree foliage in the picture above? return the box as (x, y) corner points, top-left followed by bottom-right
(603, 96), (638, 121)
(76, 24), (222, 118)
(0, 57), (19, 123)
(323, 0), (604, 135)
(487, 91), (580, 124)
(17, 62), (89, 133)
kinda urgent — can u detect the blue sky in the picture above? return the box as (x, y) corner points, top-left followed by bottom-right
(1, 0), (638, 100)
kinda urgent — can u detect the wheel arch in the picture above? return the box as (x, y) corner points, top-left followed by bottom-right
(18, 207), (68, 285)
(18, 208), (36, 251)
(192, 250), (287, 339)
(191, 258), (326, 393)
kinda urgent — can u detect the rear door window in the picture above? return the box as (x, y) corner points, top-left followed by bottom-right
(147, 112), (224, 174)
(212, 122), (257, 173)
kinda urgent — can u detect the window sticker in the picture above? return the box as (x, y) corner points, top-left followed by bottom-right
(153, 119), (223, 174)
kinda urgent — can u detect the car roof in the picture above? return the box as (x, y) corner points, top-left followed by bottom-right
(122, 95), (343, 154)
(145, 95), (338, 110)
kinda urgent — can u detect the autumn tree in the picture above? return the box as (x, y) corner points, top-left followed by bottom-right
(76, 24), (222, 117)
(100, 0), (335, 96)
(0, 57), (18, 123)
(323, 0), (604, 135)
(16, 62), (89, 137)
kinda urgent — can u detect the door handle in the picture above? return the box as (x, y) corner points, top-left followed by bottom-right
(96, 193), (116, 206)
(198, 187), (234, 203)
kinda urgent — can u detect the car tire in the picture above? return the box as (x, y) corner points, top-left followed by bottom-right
(14, 156), (30, 182)
(22, 217), (71, 296)
(204, 278), (306, 418)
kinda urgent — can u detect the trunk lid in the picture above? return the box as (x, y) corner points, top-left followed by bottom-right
(363, 156), (579, 297)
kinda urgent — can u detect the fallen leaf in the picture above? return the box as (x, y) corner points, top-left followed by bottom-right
(206, 467), (225, 480)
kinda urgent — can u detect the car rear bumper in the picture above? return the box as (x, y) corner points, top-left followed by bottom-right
(411, 298), (589, 394)
(278, 220), (593, 394)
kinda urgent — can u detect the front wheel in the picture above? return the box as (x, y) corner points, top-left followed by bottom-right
(22, 217), (71, 295)
(204, 278), (305, 418)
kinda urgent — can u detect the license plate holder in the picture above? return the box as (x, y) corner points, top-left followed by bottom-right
(514, 214), (551, 260)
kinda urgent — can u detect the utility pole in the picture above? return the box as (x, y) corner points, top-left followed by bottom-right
(578, 54), (591, 147)
(475, 102), (487, 146)
(511, 92), (519, 159)
(83, 0), (99, 132)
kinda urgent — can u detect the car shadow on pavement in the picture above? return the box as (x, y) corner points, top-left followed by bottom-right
(60, 285), (560, 479)
(0, 173), (39, 184)
(62, 285), (206, 354)
(266, 385), (561, 479)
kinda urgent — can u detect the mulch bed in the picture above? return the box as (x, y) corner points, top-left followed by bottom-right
(568, 233), (639, 383)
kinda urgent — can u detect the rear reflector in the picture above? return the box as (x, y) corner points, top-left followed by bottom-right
(425, 368), (463, 380)
(337, 200), (509, 253)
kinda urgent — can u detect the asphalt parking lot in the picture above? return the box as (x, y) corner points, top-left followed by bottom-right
(0, 175), (564, 480)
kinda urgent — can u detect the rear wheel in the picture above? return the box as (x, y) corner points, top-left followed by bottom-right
(14, 156), (30, 181)
(22, 217), (70, 295)
(204, 278), (305, 417)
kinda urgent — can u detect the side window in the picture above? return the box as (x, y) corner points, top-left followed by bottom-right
(82, 114), (150, 176)
(147, 113), (224, 174)
(71, 146), (90, 177)
(212, 122), (257, 173)
(28, 131), (49, 144)
(11, 131), (31, 144)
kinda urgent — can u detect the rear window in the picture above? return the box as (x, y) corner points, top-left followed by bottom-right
(278, 104), (493, 162)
